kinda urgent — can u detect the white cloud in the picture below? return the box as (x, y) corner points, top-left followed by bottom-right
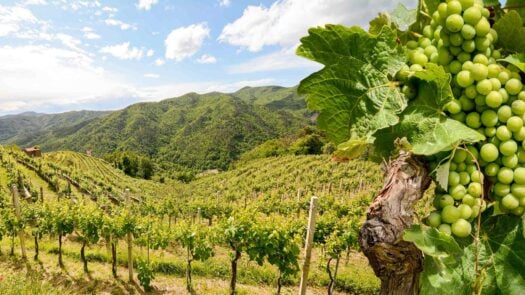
(0, 45), (132, 113)
(105, 18), (137, 30)
(146, 49), (154, 57)
(219, 0), (417, 52)
(144, 73), (160, 78)
(102, 6), (118, 12)
(0, 5), (38, 37)
(196, 54), (217, 64)
(81, 26), (101, 40)
(164, 23), (210, 62)
(22, 0), (47, 6)
(99, 43), (145, 60)
(228, 46), (320, 73)
(154, 58), (165, 66)
(137, 0), (158, 10)
(219, 0), (231, 7)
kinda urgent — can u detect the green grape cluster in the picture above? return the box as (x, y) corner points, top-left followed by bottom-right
(403, 0), (525, 238)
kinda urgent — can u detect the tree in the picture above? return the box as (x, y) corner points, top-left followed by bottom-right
(174, 221), (214, 293)
(76, 203), (103, 273)
(296, 0), (525, 293)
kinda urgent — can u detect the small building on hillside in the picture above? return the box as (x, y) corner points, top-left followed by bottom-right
(23, 147), (41, 158)
(86, 149), (93, 157)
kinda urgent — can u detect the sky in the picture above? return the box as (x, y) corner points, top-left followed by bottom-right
(0, 0), (419, 115)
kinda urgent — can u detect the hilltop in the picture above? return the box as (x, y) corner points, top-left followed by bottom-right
(0, 86), (314, 171)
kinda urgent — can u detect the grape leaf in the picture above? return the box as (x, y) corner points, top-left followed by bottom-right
(506, 0), (525, 22)
(374, 64), (485, 156)
(410, 0), (440, 34)
(493, 10), (525, 54)
(483, 0), (502, 6)
(435, 159), (451, 191)
(297, 25), (407, 145)
(369, 13), (396, 35)
(332, 139), (369, 159)
(404, 225), (463, 258)
(410, 214), (525, 294)
(391, 3), (417, 31)
(499, 53), (525, 73)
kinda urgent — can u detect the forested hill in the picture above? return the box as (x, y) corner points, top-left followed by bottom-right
(0, 110), (109, 145)
(0, 86), (314, 170)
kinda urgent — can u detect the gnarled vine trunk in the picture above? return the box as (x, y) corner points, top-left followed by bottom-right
(359, 152), (431, 295)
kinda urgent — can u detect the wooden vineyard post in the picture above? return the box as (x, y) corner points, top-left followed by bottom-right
(12, 185), (27, 259)
(40, 187), (44, 203)
(296, 189), (302, 217)
(299, 196), (318, 295)
(125, 189), (133, 282)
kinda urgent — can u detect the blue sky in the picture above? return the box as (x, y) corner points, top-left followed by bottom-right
(0, 0), (420, 115)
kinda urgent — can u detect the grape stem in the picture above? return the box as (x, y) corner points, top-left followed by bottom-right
(459, 146), (483, 289)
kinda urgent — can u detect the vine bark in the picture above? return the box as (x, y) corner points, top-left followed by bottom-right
(359, 152), (431, 295)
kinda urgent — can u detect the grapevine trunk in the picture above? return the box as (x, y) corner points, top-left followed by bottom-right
(359, 152), (430, 295)
(229, 249), (241, 295)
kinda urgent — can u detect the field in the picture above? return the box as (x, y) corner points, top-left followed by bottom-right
(0, 147), (385, 294)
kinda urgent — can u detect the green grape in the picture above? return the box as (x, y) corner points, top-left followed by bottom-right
(480, 143), (499, 162)
(518, 91), (525, 101)
(458, 204), (473, 219)
(461, 24), (476, 40)
(446, 99), (462, 114)
(511, 100), (525, 115)
(437, 194), (455, 208)
(427, 211), (442, 228)
(475, 18), (491, 36)
(464, 85), (478, 98)
(475, 36), (491, 51)
(460, 0), (475, 8)
(412, 52), (428, 66)
(471, 205), (481, 218)
(498, 71), (510, 85)
(470, 170), (484, 183)
(448, 1), (463, 15)
(486, 91), (503, 108)
(497, 105), (512, 123)
(462, 40), (476, 53)
(497, 167), (514, 184)
(485, 127), (496, 137)
(463, 6), (482, 25)
(459, 171), (471, 185)
(476, 79), (493, 95)
(467, 182), (482, 197)
(473, 54), (489, 65)
(516, 128), (525, 141)
(438, 224), (452, 235)
(507, 116), (523, 132)
(487, 64), (501, 78)
(457, 70), (475, 87)
(450, 33), (464, 46)
(513, 167), (525, 184)
(485, 162), (499, 176)
(471, 63), (488, 81)
(466, 112), (481, 128)
(457, 52), (471, 62)
(450, 184), (467, 200)
(446, 14), (464, 32)
(511, 183), (525, 198)
(506, 78), (523, 95)
(449, 171), (461, 186)
(462, 194), (476, 206)
(460, 96), (475, 111)
(490, 78), (502, 91)
(494, 182), (511, 197)
(500, 140), (518, 156)
(481, 109), (498, 127)
(502, 154), (518, 168)
(451, 219), (472, 237)
(501, 194), (520, 210)
(517, 148), (525, 163)
(442, 205), (461, 223)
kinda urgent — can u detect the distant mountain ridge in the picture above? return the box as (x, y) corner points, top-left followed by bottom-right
(0, 86), (313, 170)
